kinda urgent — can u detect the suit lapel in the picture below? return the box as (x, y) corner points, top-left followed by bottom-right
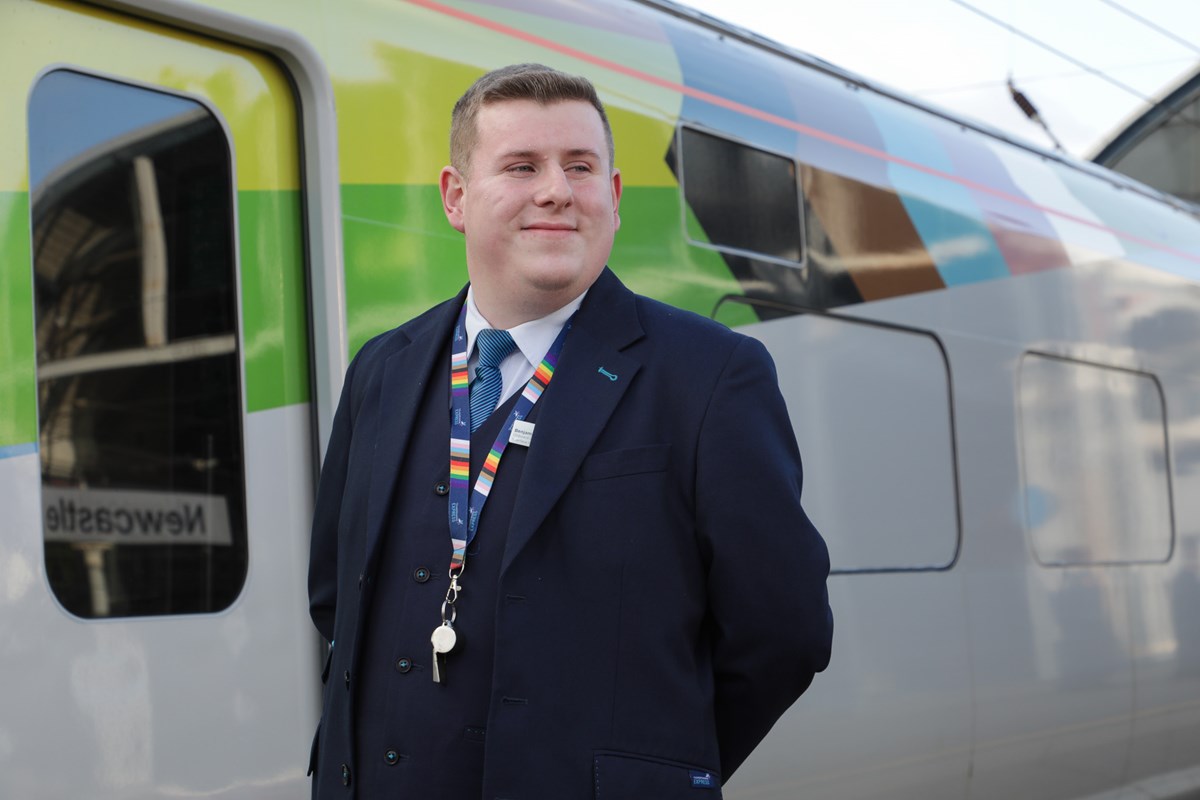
(502, 269), (644, 575)
(363, 290), (465, 567)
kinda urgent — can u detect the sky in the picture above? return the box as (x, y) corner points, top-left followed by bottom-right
(680, 0), (1200, 160)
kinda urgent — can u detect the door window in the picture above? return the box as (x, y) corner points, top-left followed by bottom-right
(29, 70), (247, 618)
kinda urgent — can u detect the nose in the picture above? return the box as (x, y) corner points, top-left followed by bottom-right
(533, 166), (572, 207)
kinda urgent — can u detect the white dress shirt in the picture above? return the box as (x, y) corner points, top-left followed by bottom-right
(463, 287), (586, 410)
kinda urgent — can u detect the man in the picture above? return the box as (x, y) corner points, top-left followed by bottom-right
(308, 63), (832, 799)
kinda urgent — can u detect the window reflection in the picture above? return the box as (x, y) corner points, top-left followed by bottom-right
(30, 70), (247, 618)
(679, 127), (803, 263)
(1018, 354), (1172, 565)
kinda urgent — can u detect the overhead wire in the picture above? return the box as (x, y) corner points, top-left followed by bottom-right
(948, 0), (1162, 105)
(1096, 0), (1200, 57)
(913, 57), (1197, 96)
(947, 0), (1200, 139)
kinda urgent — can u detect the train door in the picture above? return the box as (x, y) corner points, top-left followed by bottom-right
(0, 1), (319, 796)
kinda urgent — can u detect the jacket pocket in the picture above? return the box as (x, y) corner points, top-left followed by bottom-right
(581, 444), (671, 481)
(593, 750), (721, 799)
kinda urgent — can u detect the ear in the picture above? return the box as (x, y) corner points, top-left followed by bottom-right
(440, 166), (467, 233)
(610, 168), (623, 232)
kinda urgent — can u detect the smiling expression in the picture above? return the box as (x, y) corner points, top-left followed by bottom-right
(440, 99), (622, 328)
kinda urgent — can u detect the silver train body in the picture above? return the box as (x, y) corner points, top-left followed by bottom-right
(1, 0), (1198, 797)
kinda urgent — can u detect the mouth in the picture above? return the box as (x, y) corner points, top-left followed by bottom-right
(522, 222), (576, 232)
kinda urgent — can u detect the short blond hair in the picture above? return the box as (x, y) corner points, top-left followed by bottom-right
(449, 63), (614, 175)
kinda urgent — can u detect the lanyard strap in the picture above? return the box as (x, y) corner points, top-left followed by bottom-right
(447, 303), (571, 573)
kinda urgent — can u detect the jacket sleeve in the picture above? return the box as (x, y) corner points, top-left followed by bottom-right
(694, 335), (833, 779)
(307, 349), (365, 645)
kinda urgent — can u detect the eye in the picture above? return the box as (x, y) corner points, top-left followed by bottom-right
(506, 164), (535, 174)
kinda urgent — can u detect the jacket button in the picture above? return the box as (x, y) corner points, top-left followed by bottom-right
(384, 749), (399, 766)
(358, 573), (364, 590)
(395, 657), (412, 674)
(344, 669), (350, 689)
(434, 479), (450, 496)
(413, 566), (431, 583)
(341, 763), (351, 786)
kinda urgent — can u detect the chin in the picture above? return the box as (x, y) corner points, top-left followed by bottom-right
(524, 263), (597, 294)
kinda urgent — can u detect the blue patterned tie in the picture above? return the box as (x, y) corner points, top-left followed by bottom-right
(470, 329), (516, 432)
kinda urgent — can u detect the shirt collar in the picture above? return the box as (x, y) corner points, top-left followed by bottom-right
(464, 287), (586, 367)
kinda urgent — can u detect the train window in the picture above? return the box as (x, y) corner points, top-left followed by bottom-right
(1019, 354), (1172, 565)
(28, 70), (247, 618)
(740, 309), (959, 572)
(678, 127), (803, 265)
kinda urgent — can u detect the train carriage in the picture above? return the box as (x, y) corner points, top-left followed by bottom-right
(1, 0), (1199, 797)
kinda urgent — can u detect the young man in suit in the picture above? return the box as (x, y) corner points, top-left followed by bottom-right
(308, 63), (832, 799)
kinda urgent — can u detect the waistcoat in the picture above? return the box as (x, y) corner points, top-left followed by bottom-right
(353, 359), (540, 797)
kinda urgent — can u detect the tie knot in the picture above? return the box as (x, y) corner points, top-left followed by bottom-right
(475, 329), (516, 369)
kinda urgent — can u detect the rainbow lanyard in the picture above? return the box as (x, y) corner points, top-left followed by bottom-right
(447, 302), (571, 573)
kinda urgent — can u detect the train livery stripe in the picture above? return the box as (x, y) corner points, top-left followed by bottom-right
(0, 191), (37, 452)
(1053, 164), (1200, 280)
(341, 184), (474, 354)
(860, 100), (1010, 287)
(660, 10), (805, 159)
(469, 0), (671, 41)
(0, 443), (38, 460)
(989, 143), (1129, 269)
(239, 189), (311, 411)
(403, 0), (1200, 271)
(329, 6), (681, 189)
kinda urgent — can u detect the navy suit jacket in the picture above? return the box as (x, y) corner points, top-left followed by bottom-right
(308, 267), (832, 798)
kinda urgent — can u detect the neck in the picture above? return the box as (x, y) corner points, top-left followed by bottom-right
(471, 288), (571, 330)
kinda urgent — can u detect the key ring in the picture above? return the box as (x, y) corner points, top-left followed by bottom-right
(444, 565), (463, 606)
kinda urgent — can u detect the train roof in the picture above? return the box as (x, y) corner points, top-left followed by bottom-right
(640, 0), (1197, 217)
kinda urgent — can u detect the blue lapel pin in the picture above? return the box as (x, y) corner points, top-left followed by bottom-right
(597, 366), (618, 382)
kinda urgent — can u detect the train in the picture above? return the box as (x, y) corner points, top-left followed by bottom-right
(2, 0), (1199, 797)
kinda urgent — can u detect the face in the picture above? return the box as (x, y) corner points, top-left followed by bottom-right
(440, 99), (622, 327)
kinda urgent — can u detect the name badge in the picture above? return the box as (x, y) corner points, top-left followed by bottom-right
(509, 420), (535, 447)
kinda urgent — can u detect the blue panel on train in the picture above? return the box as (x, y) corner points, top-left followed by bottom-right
(660, 15), (798, 155)
(863, 98), (1010, 286)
